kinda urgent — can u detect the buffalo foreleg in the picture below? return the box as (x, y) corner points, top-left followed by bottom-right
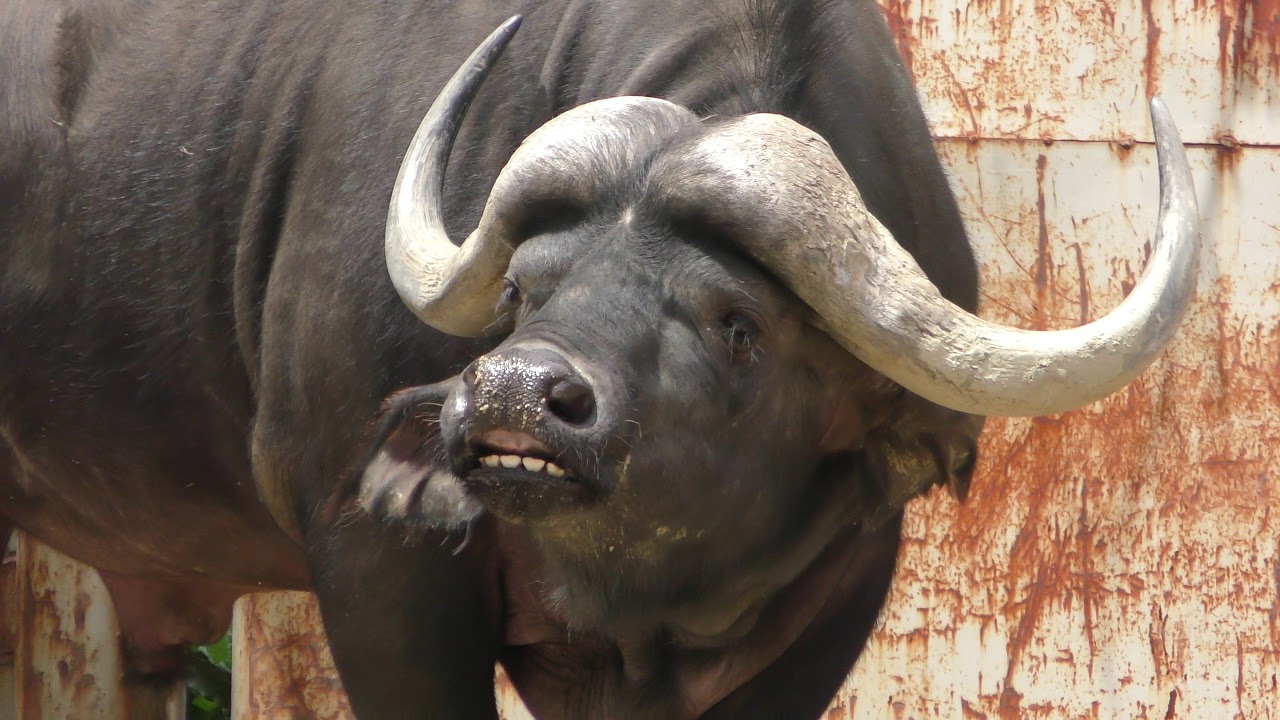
(308, 379), (502, 718)
(305, 513), (503, 719)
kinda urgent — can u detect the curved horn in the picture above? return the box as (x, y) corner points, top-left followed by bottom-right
(385, 16), (523, 336)
(387, 18), (698, 336)
(657, 97), (1200, 417)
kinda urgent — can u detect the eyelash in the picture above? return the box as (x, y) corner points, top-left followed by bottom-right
(494, 278), (523, 322)
(499, 279), (521, 306)
(720, 310), (762, 363)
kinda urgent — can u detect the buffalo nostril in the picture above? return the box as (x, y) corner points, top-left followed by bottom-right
(462, 363), (479, 388)
(546, 377), (595, 426)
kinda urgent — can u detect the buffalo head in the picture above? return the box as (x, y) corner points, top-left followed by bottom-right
(366, 17), (1199, 630)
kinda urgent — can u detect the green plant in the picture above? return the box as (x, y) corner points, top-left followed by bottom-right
(188, 633), (232, 720)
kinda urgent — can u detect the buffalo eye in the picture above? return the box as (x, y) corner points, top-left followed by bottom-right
(496, 278), (523, 318)
(720, 310), (762, 363)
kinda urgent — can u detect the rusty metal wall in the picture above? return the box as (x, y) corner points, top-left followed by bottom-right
(828, 0), (1279, 718)
(836, 147), (1279, 718)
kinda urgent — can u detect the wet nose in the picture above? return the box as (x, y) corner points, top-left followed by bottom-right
(464, 347), (597, 429)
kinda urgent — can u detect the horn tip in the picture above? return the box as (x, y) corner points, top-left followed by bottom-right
(476, 16), (523, 62)
(1147, 96), (1183, 149)
(499, 15), (524, 36)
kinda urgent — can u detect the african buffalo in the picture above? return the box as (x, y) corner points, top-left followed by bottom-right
(0, 0), (1197, 717)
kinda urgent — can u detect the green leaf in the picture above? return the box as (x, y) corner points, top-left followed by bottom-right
(188, 632), (233, 720)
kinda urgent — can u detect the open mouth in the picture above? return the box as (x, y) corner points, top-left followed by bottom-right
(448, 421), (614, 520)
(477, 453), (570, 478)
(465, 429), (580, 485)
(457, 428), (603, 521)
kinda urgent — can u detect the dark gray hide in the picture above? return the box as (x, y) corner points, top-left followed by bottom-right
(0, 0), (980, 716)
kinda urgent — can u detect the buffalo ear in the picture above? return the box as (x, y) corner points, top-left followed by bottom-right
(856, 408), (983, 530)
(355, 380), (484, 531)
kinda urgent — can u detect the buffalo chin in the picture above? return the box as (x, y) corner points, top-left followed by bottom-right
(461, 466), (606, 524)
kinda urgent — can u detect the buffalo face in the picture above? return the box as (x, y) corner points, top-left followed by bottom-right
(436, 198), (913, 623)
(365, 17), (1198, 628)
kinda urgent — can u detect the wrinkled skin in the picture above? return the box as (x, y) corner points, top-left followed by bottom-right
(2, 0), (981, 717)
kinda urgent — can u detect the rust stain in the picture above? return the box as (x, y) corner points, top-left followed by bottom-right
(854, 121), (1280, 716)
(1032, 154), (1052, 330)
(997, 683), (1022, 720)
(238, 592), (353, 719)
(1255, 0), (1280, 74)
(1098, 2), (1116, 29)
(1148, 604), (1168, 680)
(1072, 243), (1090, 325)
(1231, 1), (1250, 81)
(1214, 0), (1280, 83)
(1219, 0), (1236, 81)
(1212, 0), (1280, 84)
(1273, 552), (1280, 656)
(1113, 136), (1137, 162)
(953, 311), (1276, 715)
(1141, 0), (1162, 99)
(15, 538), (110, 716)
(1237, 634), (1246, 716)
(881, 0), (916, 80)
(1074, 471), (1097, 679)
(937, 51), (981, 140)
(881, 0), (1275, 144)
(1215, 133), (1244, 175)
(72, 591), (88, 632)
(1, 529), (16, 669)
